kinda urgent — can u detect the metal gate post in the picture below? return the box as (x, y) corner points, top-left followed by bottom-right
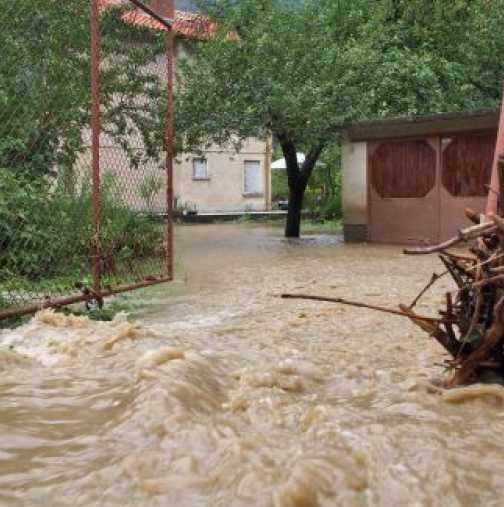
(165, 0), (175, 280)
(486, 85), (504, 215)
(90, 0), (102, 296)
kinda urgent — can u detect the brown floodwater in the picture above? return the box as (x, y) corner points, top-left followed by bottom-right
(2, 224), (504, 507)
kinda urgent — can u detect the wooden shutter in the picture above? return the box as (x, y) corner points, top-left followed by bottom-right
(442, 132), (496, 197)
(371, 140), (436, 198)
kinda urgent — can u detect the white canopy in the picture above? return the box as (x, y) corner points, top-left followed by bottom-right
(271, 153), (324, 170)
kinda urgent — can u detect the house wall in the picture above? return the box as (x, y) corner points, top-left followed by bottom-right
(77, 38), (271, 214)
(342, 139), (368, 242)
(174, 43), (271, 212)
(171, 41), (271, 212)
(175, 138), (271, 212)
(79, 136), (270, 214)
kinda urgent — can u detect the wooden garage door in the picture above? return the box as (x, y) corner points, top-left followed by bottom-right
(369, 139), (439, 244)
(440, 131), (496, 240)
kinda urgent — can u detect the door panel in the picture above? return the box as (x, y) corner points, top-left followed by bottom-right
(369, 139), (439, 245)
(440, 132), (496, 240)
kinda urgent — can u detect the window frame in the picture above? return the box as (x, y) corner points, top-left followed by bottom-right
(192, 158), (210, 181)
(243, 160), (264, 197)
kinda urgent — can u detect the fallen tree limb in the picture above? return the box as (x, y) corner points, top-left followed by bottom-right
(450, 296), (504, 386)
(404, 222), (497, 255)
(473, 274), (504, 288)
(409, 271), (447, 309)
(282, 208), (504, 387)
(281, 294), (454, 324)
(465, 208), (481, 225)
(398, 304), (460, 357)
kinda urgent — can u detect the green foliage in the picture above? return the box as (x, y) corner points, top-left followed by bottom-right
(0, 170), (163, 288)
(178, 0), (357, 148)
(271, 142), (342, 218)
(0, 169), (65, 279)
(0, 0), (168, 300)
(100, 176), (164, 278)
(320, 193), (342, 221)
(178, 0), (504, 236)
(0, 1), (167, 179)
(371, 0), (504, 106)
(139, 175), (163, 211)
(271, 171), (289, 202)
(182, 0), (491, 145)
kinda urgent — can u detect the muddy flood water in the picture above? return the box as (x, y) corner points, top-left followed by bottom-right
(2, 224), (504, 507)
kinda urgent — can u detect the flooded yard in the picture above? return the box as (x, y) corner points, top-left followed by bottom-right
(1, 224), (504, 506)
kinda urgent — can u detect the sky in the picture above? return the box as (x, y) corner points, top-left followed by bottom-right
(176, 0), (200, 11)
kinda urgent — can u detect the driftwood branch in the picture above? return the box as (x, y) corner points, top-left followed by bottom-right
(281, 294), (453, 324)
(398, 304), (459, 357)
(404, 222), (497, 255)
(409, 271), (447, 309)
(450, 296), (504, 386)
(465, 208), (481, 225)
(282, 205), (504, 387)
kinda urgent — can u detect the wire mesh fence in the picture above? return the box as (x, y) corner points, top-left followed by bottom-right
(0, 0), (174, 321)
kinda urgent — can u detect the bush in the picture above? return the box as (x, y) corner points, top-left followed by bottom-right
(320, 192), (342, 219)
(270, 142), (342, 216)
(271, 170), (289, 202)
(0, 169), (64, 279)
(0, 169), (163, 285)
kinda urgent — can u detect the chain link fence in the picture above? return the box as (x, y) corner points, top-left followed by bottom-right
(0, 0), (174, 321)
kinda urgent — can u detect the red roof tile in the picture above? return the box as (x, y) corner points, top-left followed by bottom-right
(122, 9), (216, 40)
(99, 0), (215, 40)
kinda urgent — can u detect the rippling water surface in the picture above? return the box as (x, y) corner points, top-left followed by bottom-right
(2, 224), (504, 507)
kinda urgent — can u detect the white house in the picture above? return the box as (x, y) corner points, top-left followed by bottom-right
(97, 0), (272, 213)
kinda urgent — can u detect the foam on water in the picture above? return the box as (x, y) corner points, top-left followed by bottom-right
(2, 225), (504, 507)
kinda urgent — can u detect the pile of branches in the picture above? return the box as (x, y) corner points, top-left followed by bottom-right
(283, 195), (504, 387)
(400, 209), (504, 386)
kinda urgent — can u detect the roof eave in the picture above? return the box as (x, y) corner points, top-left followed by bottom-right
(345, 109), (500, 142)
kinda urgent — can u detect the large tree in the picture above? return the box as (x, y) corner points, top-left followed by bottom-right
(0, 0), (167, 182)
(177, 0), (504, 237)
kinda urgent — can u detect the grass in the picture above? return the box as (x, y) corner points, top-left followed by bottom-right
(300, 218), (342, 233)
(0, 255), (188, 330)
(0, 289), (143, 330)
(0, 255), (167, 329)
(59, 293), (136, 321)
(234, 216), (342, 233)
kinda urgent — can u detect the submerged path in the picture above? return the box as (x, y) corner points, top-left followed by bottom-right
(1, 224), (503, 507)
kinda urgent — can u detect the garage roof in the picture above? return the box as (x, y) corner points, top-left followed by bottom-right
(346, 109), (499, 142)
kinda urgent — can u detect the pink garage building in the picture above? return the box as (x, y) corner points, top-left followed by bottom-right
(342, 109), (500, 245)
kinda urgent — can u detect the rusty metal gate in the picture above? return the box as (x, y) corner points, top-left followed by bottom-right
(0, 0), (175, 321)
(368, 131), (496, 245)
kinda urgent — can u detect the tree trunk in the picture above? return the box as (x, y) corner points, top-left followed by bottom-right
(285, 184), (305, 237)
(276, 133), (325, 238)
